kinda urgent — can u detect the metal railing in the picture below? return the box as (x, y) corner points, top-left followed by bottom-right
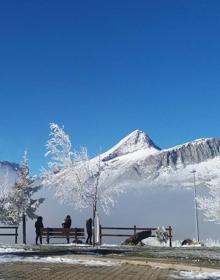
(0, 226), (18, 244)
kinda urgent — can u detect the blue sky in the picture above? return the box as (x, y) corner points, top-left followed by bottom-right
(0, 0), (220, 174)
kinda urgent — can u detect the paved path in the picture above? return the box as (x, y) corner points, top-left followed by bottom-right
(0, 262), (173, 280)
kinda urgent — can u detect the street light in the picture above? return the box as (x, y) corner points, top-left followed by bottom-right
(191, 170), (200, 242)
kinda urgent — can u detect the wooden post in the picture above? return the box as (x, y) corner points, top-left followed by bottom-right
(99, 225), (102, 245)
(75, 228), (78, 243)
(134, 225), (136, 235)
(15, 227), (18, 244)
(168, 226), (172, 247)
(22, 213), (26, 244)
(46, 228), (49, 244)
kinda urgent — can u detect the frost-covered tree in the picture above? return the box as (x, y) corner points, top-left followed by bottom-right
(45, 123), (73, 170)
(0, 170), (12, 224)
(197, 183), (220, 223)
(0, 152), (44, 243)
(43, 123), (125, 244)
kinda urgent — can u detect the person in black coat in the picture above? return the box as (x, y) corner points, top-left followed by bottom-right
(62, 215), (72, 228)
(86, 218), (92, 245)
(35, 216), (44, 245)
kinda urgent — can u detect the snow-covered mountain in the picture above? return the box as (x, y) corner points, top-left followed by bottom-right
(99, 130), (220, 188)
(0, 161), (19, 172)
(1, 130), (220, 190)
(0, 161), (19, 186)
(102, 130), (161, 161)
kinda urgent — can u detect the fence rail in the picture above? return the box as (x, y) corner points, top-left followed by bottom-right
(0, 226), (18, 244)
(99, 225), (172, 247)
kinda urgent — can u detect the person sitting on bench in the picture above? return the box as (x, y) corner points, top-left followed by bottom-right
(62, 215), (72, 228)
(62, 215), (72, 243)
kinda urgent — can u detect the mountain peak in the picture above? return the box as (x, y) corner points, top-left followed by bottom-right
(102, 129), (160, 161)
(120, 129), (160, 149)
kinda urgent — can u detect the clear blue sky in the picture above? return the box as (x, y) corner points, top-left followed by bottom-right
(0, 0), (220, 173)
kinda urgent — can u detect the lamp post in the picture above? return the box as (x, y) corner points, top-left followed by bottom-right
(192, 170), (200, 242)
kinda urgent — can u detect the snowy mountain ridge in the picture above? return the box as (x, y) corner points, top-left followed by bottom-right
(1, 130), (220, 189)
(98, 130), (220, 188)
(102, 130), (220, 164)
(102, 130), (160, 162)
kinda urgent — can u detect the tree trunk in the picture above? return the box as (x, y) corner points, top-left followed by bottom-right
(22, 213), (26, 244)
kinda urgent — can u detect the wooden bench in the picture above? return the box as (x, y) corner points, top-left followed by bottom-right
(40, 227), (85, 244)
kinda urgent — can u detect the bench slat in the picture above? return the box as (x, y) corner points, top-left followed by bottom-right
(42, 227), (84, 231)
(44, 236), (85, 239)
(42, 231), (85, 233)
(41, 233), (85, 236)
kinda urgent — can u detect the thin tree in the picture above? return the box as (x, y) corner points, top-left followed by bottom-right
(43, 123), (125, 245)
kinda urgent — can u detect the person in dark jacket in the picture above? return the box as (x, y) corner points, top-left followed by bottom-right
(86, 218), (92, 245)
(62, 215), (72, 228)
(35, 216), (44, 245)
(62, 215), (72, 243)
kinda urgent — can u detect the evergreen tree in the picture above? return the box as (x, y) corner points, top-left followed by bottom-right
(0, 151), (44, 226)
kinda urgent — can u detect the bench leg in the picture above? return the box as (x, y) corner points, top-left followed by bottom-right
(67, 237), (70, 244)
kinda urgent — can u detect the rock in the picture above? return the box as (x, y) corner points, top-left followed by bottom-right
(181, 239), (194, 246)
(181, 239), (204, 246)
(122, 230), (152, 245)
(72, 239), (83, 244)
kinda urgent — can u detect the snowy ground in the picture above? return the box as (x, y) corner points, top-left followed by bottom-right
(142, 237), (220, 248)
(0, 244), (119, 267)
(1, 242), (220, 279)
(0, 254), (119, 267)
(173, 271), (220, 280)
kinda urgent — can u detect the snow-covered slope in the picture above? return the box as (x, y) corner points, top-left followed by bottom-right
(99, 130), (220, 188)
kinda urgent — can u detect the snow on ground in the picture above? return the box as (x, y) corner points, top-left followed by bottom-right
(142, 237), (220, 248)
(142, 237), (170, 247)
(173, 271), (220, 279)
(142, 237), (187, 247)
(0, 254), (119, 266)
(204, 238), (220, 247)
(0, 245), (26, 253)
(0, 245), (119, 266)
(101, 244), (120, 247)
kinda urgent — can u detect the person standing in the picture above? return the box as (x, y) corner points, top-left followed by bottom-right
(35, 216), (44, 245)
(86, 218), (92, 245)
